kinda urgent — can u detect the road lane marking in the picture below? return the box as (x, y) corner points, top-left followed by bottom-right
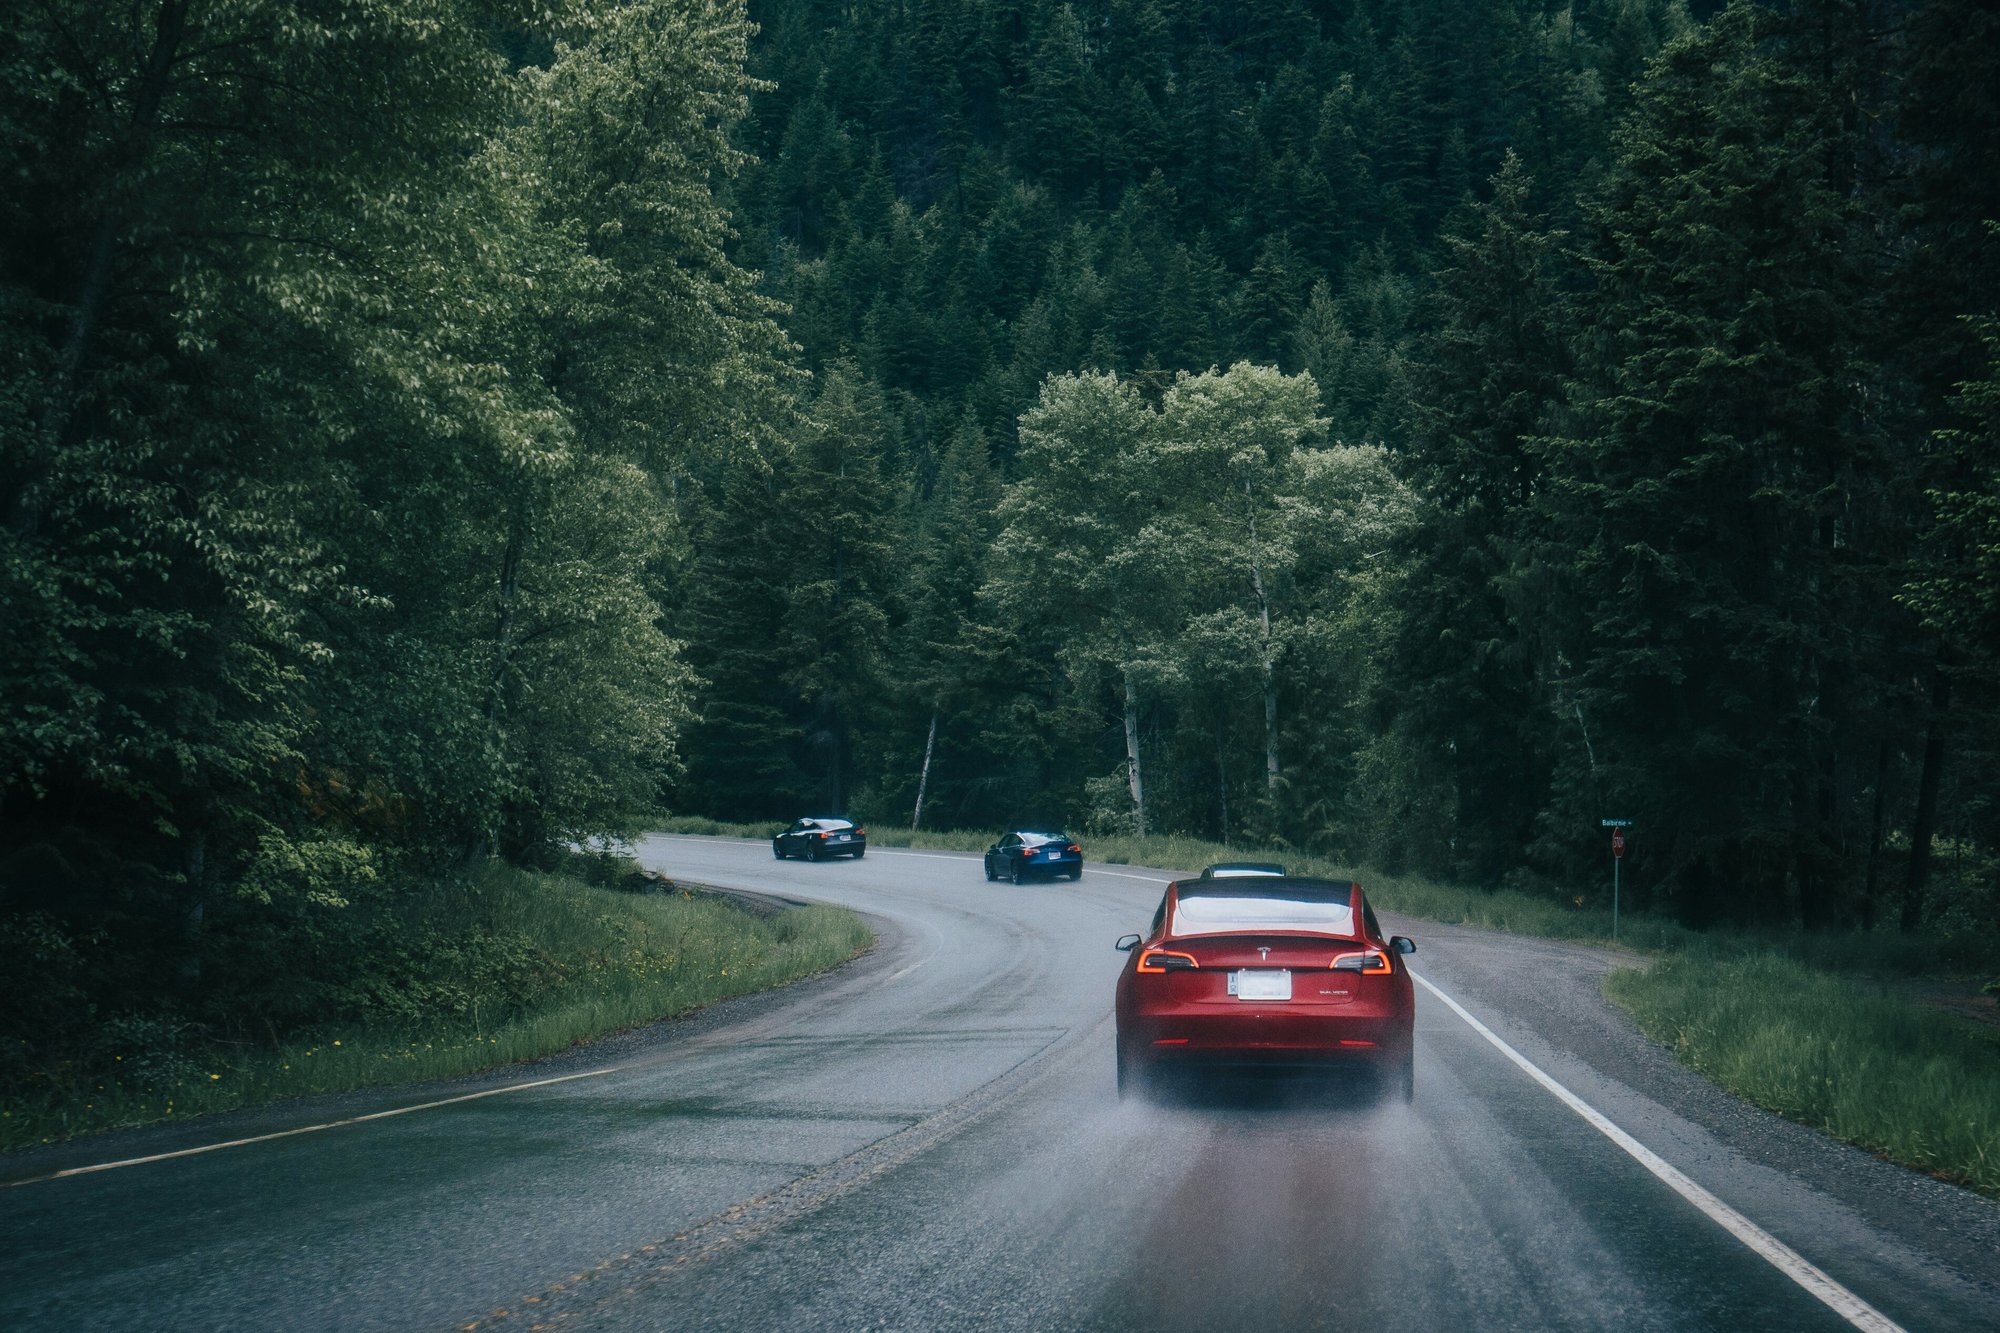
(461, 1020), (1097, 1329)
(3, 1067), (621, 1187)
(1411, 970), (1903, 1333)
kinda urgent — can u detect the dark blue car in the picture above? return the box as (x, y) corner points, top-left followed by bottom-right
(983, 831), (1082, 884)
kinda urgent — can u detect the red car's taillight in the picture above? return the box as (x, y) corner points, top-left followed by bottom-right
(1331, 950), (1392, 974)
(1137, 949), (1199, 973)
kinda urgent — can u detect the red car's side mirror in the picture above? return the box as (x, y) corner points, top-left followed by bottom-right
(1115, 933), (1142, 952)
(1391, 935), (1416, 955)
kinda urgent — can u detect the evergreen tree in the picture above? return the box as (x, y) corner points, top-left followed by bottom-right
(1373, 152), (1570, 881)
(780, 364), (897, 813)
(678, 448), (810, 817)
(892, 411), (1005, 827)
(1542, 1), (1874, 924)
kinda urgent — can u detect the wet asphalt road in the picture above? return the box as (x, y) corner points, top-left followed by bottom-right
(3, 834), (1997, 1331)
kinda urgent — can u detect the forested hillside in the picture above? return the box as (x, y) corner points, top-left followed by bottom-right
(2, 0), (1996, 1086)
(678, 0), (1999, 930)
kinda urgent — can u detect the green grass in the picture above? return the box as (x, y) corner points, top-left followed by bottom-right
(653, 814), (789, 839)
(654, 817), (2000, 1194)
(1609, 953), (2000, 1194)
(1, 864), (871, 1152)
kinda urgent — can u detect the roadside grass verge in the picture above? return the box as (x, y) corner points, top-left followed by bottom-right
(1, 863), (871, 1152)
(1608, 953), (2000, 1195)
(652, 818), (1999, 1194)
(654, 815), (786, 839)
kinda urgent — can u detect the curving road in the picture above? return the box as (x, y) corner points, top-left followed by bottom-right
(3, 834), (1997, 1331)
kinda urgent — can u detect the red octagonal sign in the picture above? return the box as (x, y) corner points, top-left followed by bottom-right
(1612, 830), (1627, 859)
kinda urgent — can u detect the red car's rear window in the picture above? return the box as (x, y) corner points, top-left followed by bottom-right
(1171, 879), (1355, 938)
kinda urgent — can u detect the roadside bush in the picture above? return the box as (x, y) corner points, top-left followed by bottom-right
(0, 913), (92, 1088)
(1, 860), (872, 1149)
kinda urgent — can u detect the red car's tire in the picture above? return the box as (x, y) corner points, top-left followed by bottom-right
(1381, 1050), (1415, 1105)
(1115, 1046), (1151, 1101)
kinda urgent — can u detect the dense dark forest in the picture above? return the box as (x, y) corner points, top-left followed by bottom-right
(679, 0), (2000, 930)
(2, 0), (1996, 1073)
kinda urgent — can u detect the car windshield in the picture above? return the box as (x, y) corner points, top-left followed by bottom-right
(1171, 879), (1355, 937)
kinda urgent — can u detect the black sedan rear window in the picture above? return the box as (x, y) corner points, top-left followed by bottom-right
(1021, 832), (1069, 845)
(1171, 879), (1355, 938)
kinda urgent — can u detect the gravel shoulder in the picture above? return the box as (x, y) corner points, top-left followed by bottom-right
(1393, 911), (2000, 1323)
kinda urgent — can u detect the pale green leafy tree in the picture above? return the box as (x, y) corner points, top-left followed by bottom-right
(990, 371), (1170, 833)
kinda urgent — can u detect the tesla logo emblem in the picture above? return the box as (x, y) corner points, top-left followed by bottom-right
(1257, 947), (1271, 959)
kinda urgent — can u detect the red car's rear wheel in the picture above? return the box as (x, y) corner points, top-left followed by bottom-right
(1115, 1045), (1155, 1101)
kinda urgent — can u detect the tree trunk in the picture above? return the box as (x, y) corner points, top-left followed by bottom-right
(180, 827), (206, 983)
(486, 512), (524, 721)
(1262, 677), (1279, 799)
(911, 708), (938, 831)
(1244, 479), (1279, 798)
(827, 701), (845, 815)
(1902, 662), (1951, 933)
(1860, 738), (1889, 933)
(1123, 669), (1146, 838)
(1215, 720), (1230, 842)
(468, 503), (526, 861)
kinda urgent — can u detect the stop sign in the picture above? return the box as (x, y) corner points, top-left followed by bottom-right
(1612, 830), (1626, 859)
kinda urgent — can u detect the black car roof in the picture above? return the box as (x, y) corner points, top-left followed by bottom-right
(1176, 875), (1353, 903)
(1169, 876), (1360, 937)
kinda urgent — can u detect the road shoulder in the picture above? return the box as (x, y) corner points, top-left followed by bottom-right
(1394, 913), (2000, 1326)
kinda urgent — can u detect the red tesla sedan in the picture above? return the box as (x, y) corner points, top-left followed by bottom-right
(1113, 875), (1416, 1101)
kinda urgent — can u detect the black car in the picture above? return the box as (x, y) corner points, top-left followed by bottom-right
(773, 817), (867, 861)
(984, 831), (1083, 883)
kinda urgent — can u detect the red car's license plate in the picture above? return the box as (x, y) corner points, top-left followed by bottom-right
(1229, 970), (1292, 1001)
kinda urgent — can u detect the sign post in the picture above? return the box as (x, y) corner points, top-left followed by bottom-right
(1600, 819), (1633, 940)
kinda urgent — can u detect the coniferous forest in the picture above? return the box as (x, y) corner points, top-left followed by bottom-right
(2, 0), (1997, 1076)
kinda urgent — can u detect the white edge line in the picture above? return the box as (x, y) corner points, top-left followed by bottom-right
(8, 1066), (621, 1188)
(1410, 970), (1903, 1333)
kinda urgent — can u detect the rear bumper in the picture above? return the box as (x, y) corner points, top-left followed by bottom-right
(1120, 1009), (1411, 1068)
(1009, 856), (1079, 877)
(793, 838), (865, 856)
